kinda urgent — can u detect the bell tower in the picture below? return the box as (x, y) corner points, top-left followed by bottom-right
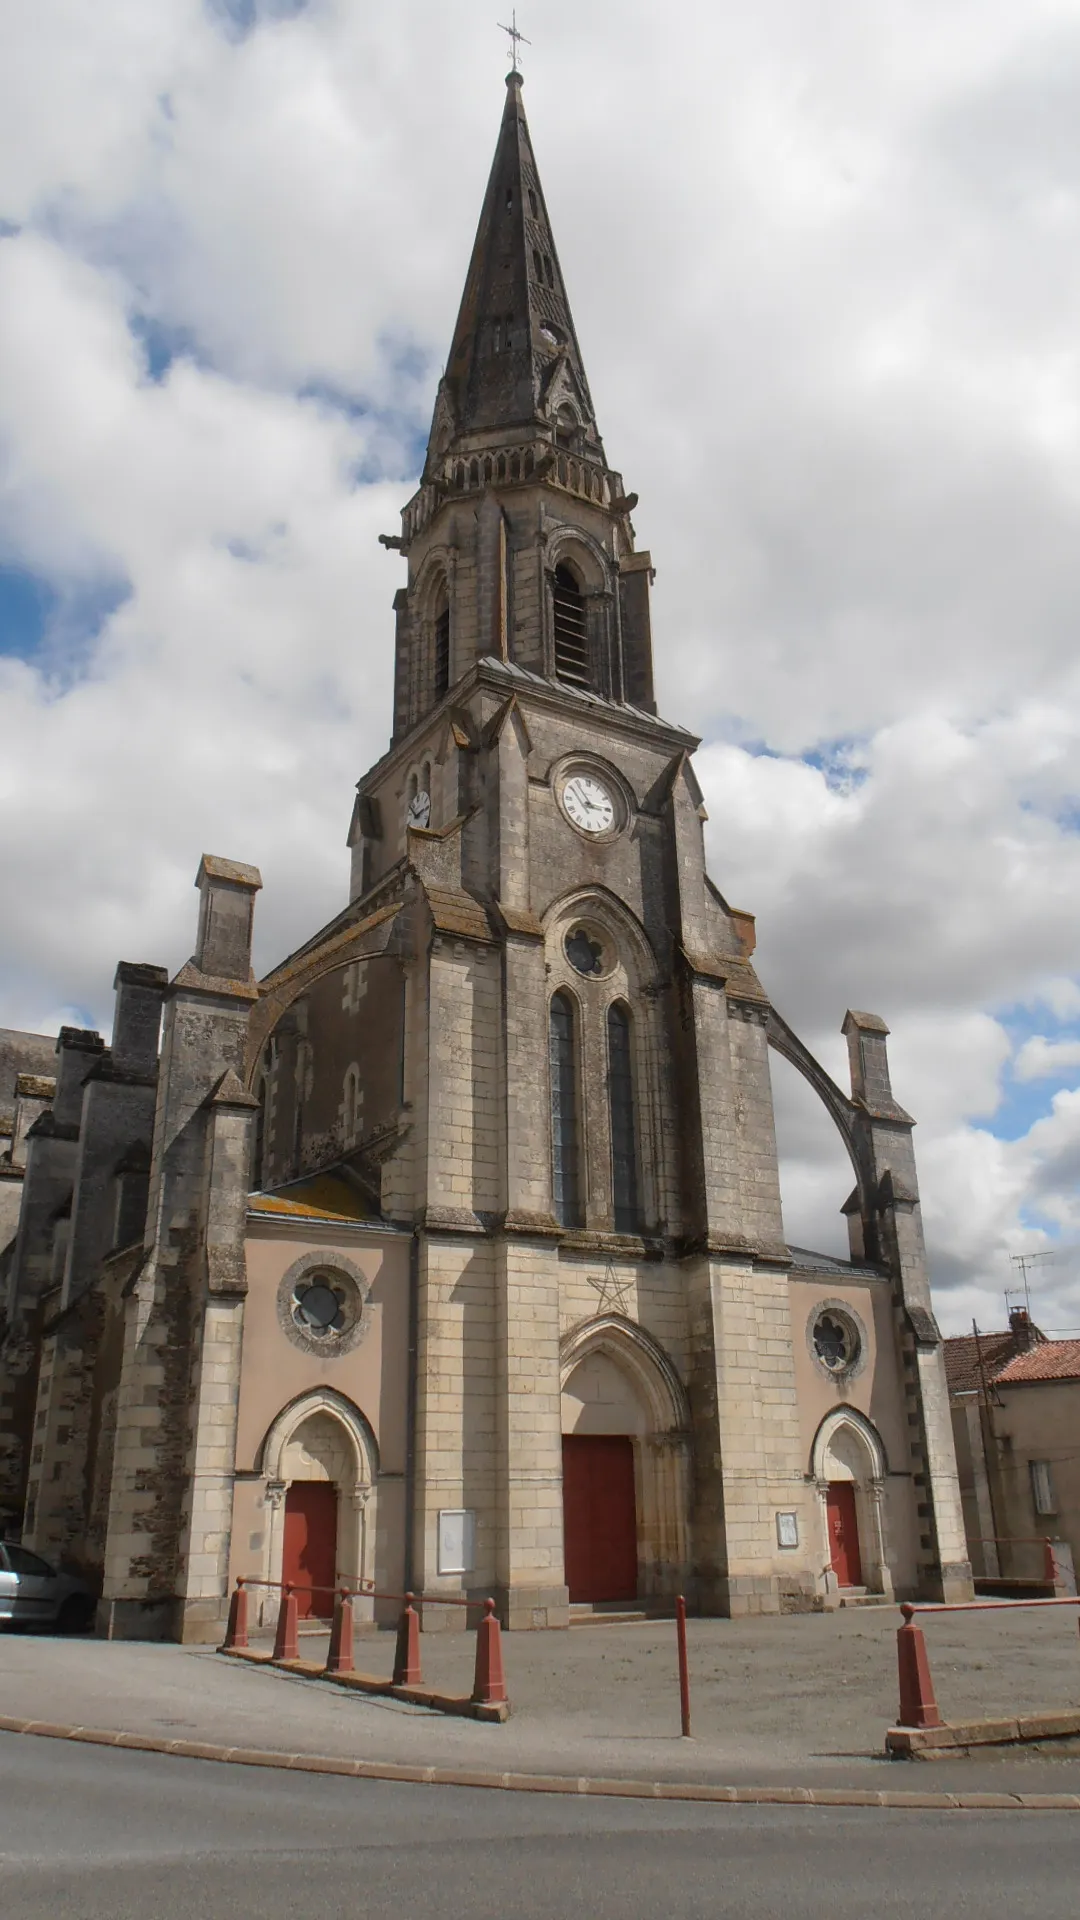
(382, 70), (656, 745)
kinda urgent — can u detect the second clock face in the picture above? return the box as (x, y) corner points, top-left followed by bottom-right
(562, 773), (615, 835)
(407, 790), (431, 829)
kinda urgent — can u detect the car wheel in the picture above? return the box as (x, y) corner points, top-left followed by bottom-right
(57, 1595), (95, 1635)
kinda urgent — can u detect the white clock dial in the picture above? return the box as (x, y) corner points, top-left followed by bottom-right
(562, 774), (615, 835)
(407, 790), (431, 829)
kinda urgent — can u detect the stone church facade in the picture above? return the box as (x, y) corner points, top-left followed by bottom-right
(0, 73), (972, 1640)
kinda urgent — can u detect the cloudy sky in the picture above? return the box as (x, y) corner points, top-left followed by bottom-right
(2, 0), (1080, 1334)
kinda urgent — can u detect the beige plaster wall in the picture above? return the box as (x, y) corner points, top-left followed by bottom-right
(789, 1274), (919, 1595)
(993, 1379), (1080, 1573)
(228, 1222), (410, 1604)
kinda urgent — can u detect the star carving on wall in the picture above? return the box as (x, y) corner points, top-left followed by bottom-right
(588, 1264), (634, 1316)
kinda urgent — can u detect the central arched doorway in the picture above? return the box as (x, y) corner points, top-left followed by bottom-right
(560, 1316), (691, 1606)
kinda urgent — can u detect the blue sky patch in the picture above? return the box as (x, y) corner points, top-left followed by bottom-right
(0, 564), (130, 667)
(206, 0), (310, 41)
(129, 312), (205, 384)
(0, 566), (56, 658)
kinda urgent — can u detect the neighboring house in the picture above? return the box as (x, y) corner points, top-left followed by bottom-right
(944, 1311), (1079, 1592)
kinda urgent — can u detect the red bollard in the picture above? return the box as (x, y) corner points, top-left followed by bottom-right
(896, 1604), (942, 1728)
(326, 1590), (355, 1675)
(676, 1594), (692, 1737)
(273, 1584), (300, 1663)
(222, 1580), (248, 1652)
(393, 1592), (422, 1686)
(471, 1597), (507, 1706)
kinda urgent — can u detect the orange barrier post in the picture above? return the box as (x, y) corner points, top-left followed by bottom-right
(222, 1580), (248, 1652)
(326, 1590), (354, 1675)
(896, 1604), (942, 1728)
(393, 1592), (422, 1686)
(273, 1583), (300, 1663)
(471, 1598), (508, 1706)
(676, 1594), (692, 1737)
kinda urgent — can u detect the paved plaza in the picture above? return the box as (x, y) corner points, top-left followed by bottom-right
(2, 1605), (1079, 1793)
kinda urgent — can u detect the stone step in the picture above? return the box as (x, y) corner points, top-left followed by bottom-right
(569, 1603), (671, 1628)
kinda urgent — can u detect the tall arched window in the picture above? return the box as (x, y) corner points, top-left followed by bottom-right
(342, 1064), (361, 1148)
(433, 595), (450, 697)
(549, 991), (582, 1227)
(553, 563), (589, 687)
(607, 1002), (639, 1232)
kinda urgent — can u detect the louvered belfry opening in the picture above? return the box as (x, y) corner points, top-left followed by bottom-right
(433, 602), (450, 697)
(552, 564), (589, 687)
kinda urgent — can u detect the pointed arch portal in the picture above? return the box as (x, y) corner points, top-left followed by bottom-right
(560, 1315), (690, 1603)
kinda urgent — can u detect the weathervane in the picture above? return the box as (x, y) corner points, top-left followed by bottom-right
(498, 10), (531, 75)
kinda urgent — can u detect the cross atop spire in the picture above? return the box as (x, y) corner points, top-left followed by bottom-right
(422, 68), (605, 479)
(498, 10), (530, 77)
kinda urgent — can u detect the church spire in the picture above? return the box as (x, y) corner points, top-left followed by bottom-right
(423, 71), (604, 478)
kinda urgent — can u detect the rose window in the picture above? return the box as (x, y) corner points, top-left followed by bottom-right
(565, 927), (604, 976)
(292, 1276), (349, 1340)
(813, 1310), (859, 1373)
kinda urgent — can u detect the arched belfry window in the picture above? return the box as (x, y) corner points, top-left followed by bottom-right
(433, 592), (450, 698)
(553, 563), (589, 688)
(608, 1002), (639, 1232)
(549, 991), (583, 1228)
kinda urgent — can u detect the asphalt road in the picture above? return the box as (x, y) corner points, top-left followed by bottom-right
(1, 1733), (1078, 1919)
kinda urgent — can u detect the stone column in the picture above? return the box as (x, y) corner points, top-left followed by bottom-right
(492, 1232), (569, 1630)
(99, 856), (262, 1640)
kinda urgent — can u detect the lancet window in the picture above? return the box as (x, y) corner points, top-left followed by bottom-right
(549, 990), (583, 1228)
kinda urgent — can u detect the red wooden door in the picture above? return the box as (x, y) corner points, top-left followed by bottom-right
(562, 1435), (638, 1604)
(282, 1483), (338, 1619)
(826, 1482), (863, 1587)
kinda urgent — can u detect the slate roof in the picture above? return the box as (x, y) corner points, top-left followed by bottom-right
(994, 1339), (1080, 1386)
(788, 1246), (888, 1281)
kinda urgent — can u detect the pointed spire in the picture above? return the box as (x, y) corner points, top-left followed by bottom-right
(424, 72), (605, 477)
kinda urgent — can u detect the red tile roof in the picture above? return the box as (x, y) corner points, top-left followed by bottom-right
(994, 1339), (1080, 1385)
(943, 1329), (1037, 1394)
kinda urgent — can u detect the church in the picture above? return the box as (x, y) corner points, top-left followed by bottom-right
(0, 72), (972, 1640)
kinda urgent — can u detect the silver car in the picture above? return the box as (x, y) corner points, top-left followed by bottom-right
(0, 1541), (96, 1632)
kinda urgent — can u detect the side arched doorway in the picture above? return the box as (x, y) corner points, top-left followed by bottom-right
(560, 1317), (690, 1607)
(258, 1390), (379, 1624)
(812, 1407), (893, 1599)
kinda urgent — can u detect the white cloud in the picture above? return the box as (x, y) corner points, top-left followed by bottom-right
(1014, 1034), (1080, 1081)
(2, 0), (1080, 1335)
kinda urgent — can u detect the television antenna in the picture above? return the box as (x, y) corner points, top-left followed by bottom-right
(1007, 1247), (1064, 1322)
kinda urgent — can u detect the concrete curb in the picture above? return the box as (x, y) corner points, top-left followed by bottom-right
(219, 1645), (510, 1721)
(1, 1715), (1078, 1810)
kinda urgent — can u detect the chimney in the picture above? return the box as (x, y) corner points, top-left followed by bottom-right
(1008, 1306), (1036, 1350)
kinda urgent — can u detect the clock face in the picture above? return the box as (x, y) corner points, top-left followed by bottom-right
(407, 790), (431, 829)
(562, 773), (615, 835)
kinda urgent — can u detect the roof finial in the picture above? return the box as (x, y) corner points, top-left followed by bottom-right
(498, 9), (530, 79)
